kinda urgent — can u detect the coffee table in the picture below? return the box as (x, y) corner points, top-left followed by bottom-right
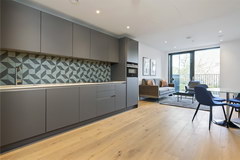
(173, 91), (195, 103)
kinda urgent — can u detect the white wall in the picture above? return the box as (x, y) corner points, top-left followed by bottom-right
(138, 43), (168, 83)
(220, 39), (240, 89)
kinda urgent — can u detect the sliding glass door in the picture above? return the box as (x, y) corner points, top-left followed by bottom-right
(170, 53), (191, 92)
(169, 47), (220, 92)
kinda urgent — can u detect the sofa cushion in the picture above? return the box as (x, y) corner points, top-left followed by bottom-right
(159, 87), (175, 95)
(161, 80), (168, 87)
(146, 79), (154, 86)
(154, 79), (162, 87)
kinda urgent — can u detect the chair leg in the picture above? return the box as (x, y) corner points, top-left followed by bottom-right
(192, 103), (201, 121)
(221, 105), (227, 121)
(228, 107), (234, 123)
(209, 106), (213, 130)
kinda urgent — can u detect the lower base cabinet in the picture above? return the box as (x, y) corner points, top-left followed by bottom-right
(0, 82), (127, 148)
(115, 83), (126, 110)
(46, 87), (79, 132)
(79, 85), (97, 121)
(0, 89), (45, 146)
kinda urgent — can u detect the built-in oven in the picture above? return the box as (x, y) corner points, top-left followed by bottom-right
(127, 62), (138, 77)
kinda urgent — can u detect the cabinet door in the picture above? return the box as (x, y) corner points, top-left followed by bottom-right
(79, 85), (97, 121)
(108, 36), (119, 63)
(90, 30), (109, 61)
(1, 0), (41, 52)
(115, 83), (126, 110)
(46, 87), (79, 132)
(41, 12), (72, 56)
(127, 77), (139, 107)
(73, 24), (91, 59)
(1, 89), (45, 146)
(127, 39), (138, 63)
(96, 85), (115, 116)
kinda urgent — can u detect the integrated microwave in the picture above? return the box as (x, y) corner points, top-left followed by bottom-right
(127, 62), (138, 77)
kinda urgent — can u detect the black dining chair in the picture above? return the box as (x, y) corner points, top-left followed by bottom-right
(197, 84), (226, 102)
(192, 86), (227, 130)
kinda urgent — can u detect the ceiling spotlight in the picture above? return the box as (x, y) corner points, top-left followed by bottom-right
(126, 26), (130, 29)
(220, 39), (223, 42)
(174, 46), (177, 49)
(219, 30), (223, 34)
(96, 10), (101, 14)
(70, 0), (79, 4)
(164, 41), (168, 44)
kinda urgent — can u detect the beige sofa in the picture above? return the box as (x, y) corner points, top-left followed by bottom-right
(139, 79), (175, 98)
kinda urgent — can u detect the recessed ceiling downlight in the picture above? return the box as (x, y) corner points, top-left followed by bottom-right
(126, 26), (130, 29)
(96, 10), (101, 14)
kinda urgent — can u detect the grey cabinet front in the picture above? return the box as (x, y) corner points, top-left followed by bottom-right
(1, 0), (41, 52)
(115, 83), (126, 110)
(127, 78), (139, 107)
(79, 85), (97, 121)
(41, 12), (72, 56)
(90, 30), (109, 61)
(46, 87), (79, 132)
(127, 39), (138, 63)
(73, 24), (91, 59)
(108, 37), (119, 63)
(1, 89), (45, 146)
(96, 85), (115, 116)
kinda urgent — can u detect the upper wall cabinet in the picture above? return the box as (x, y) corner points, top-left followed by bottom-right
(91, 30), (119, 62)
(73, 24), (91, 59)
(1, 0), (41, 52)
(127, 39), (138, 63)
(90, 30), (109, 61)
(41, 13), (72, 56)
(108, 36), (119, 63)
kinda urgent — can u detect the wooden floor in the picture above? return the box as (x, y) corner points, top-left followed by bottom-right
(1, 101), (240, 160)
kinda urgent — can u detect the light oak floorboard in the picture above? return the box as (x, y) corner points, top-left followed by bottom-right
(1, 101), (240, 160)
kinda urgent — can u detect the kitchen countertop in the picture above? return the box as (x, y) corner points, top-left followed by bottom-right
(0, 81), (126, 91)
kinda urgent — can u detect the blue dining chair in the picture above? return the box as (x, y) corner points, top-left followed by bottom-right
(229, 93), (240, 104)
(197, 84), (226, 102)
(192, 86), (227, 130)
(228, 103), (240, 121)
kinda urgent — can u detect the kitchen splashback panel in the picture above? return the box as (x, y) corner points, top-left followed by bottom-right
(0, 51), (111, 85)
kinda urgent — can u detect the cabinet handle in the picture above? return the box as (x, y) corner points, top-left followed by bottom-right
(111, 95), (116, 97)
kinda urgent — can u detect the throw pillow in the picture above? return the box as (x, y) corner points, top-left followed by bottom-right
(161, 80), (168, 87)
(146, 80), (154, 86)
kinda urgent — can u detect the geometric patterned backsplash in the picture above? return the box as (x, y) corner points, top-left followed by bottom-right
(0, 50), (111, 85)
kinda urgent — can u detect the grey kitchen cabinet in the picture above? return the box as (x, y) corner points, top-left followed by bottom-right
(0, 89), (45, 146)
(127, 77), (139, 107)
(73, 24), (91, 59)
(46, 87), (79, 132)
(41, 12), (72, 56)
(1, 0), (41, 52)
(79, 85), (97, 121)
(115, 83), (126, 110)
(127, 39), (138, 63)
(108, 36), (119, 63)
(90, 30), (109, 61)
(96, 85), (115, 116)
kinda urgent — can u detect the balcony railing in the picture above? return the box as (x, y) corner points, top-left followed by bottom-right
(173, 74), (220, 92)
(194, 74), (220, 88)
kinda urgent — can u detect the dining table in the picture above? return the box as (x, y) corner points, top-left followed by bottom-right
(208, 88), (240, 129)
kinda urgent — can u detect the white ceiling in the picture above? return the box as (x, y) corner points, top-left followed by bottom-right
(17, 0), (240, 53)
